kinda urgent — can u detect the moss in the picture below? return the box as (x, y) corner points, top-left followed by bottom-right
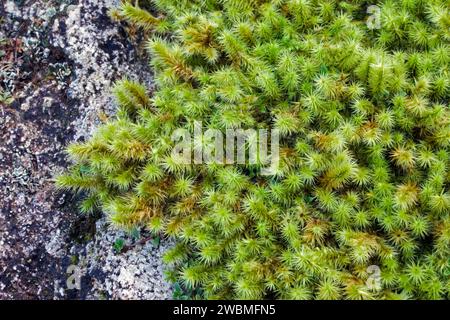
(57, 0), (449, 299)
(70, 255), (79, 265)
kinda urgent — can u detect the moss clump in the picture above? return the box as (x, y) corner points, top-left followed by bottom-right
(58, 0), (449, 299)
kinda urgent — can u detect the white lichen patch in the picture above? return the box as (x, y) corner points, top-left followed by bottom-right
(79, 219), (173, 300)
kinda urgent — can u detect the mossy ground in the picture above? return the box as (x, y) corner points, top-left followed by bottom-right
(59, 0), (450, 300)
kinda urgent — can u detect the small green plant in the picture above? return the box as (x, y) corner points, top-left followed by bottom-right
(58, 0), (449, 299)
(129, 226), (141, 240)
(113, 238), (126, 253)
(0, 90), (14, 105)
(151, 234), (160, 247)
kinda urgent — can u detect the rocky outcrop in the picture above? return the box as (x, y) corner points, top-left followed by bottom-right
(0, 0), (171, 299)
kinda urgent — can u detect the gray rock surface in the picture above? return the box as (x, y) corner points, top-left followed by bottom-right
(79, 219), (174, 300)
(0, 0), (171, 299)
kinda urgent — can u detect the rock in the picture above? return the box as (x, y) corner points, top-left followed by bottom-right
(78, 218), (173, 299)
(0, 0), (170, 299)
